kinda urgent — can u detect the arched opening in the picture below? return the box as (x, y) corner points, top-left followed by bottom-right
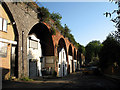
(1, 3), (19, 79)
(77, 51), (79, 69)
(27, 23), (54, 77)
(74, 48), (77, 72)
(57, 38), (67, 77)
(68, 44), (72, 56)
(68, 44), (73, 73)
(29, 23), (54, 56)
(74, 48), (76, 60)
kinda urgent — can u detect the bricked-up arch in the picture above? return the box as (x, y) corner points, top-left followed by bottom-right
(74, 48), (76, 60)
(57, 38), (67, 61)
(68, 44), (72, 56)
(2, 2), (19, 41)
(2, 2), (19, 78)
(29, 23), (54, 56)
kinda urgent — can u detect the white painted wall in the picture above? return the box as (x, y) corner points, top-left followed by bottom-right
(27, 34), (43, 77)
(58, 48), (67, 77)
(68, 55), (73, 73)
(74, 60), (77, 71)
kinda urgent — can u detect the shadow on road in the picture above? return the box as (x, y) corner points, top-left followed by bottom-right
(2, 71), (120, 89)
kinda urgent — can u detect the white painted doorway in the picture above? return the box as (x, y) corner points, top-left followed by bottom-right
(58, 48), (67, 77)
(27, 34), (43, 77)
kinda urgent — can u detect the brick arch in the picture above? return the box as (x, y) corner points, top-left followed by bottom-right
(28, 22), (54, 56)
(2, 2), (19, 40)
(4, 2), (80, 78)
(2, 2), (19, 78)
(68, 44), (72, 56)
(77, 50), (79, 60)
(74, 48), (77, 60)
(57, 38), (67, 61)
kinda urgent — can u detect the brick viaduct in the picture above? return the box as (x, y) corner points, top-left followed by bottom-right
(2, 2), (80, 78)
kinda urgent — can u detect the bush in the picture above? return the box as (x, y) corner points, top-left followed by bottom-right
(20, 77), (34, 81)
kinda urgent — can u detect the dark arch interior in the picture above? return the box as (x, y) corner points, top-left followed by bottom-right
(74, 48), (76, 60)
(29, 23), (54, 56)
(68, 44), (72, 56)
(77, 51), (79, 60)
(57, 38), (67, 59)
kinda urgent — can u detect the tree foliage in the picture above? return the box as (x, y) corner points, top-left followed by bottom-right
(85, 40), (103, 64)
(50, 12), (62, 23)
(50, 26), (56, 35)
(104, 0), (120, 41)
(63, 24), (71, 37)
(99, 1), (120, 74)
(37, 7), (50, 22)
(99, 36), (120, 70)
(36, 5), (81, 50)
(76, 43), (85, 55)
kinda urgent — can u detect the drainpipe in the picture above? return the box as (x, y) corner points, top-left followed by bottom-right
(22, 31), (24, 77)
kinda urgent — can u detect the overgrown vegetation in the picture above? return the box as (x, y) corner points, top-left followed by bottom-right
(36, 4), (81, 49)
(37, 7), (50, 22)
(50, 26), (56, 35)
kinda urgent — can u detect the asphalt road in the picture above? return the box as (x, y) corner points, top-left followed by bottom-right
(2, 71), (120, 89)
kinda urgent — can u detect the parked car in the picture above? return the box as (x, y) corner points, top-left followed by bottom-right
(82, 66), (100, 75)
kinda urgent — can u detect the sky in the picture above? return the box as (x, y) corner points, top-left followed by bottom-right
(39, 2), (118, 46)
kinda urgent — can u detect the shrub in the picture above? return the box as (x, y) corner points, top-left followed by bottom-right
(20, 77), (34, 81)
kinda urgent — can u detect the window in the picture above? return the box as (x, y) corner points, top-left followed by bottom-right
(3, 19), (7, 32)
(0, 42), (8, 57)
(59, 64), (60, 68)
(0, 17), (8, 32)
(29, 39), (38, 49)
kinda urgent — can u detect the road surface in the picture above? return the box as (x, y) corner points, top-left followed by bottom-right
(2, 71), (120, 89)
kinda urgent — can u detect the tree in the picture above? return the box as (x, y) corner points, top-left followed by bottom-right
(67, 34), (76, 45)
(77, 43), (85, 55)
(63, 24), (71, 37)
(100, 0), (120, 74)
(99, 35), (120, 71)
(85, 40), (102, 64)
(50, 12), (62, 22)
(104, 0), (120, 42)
